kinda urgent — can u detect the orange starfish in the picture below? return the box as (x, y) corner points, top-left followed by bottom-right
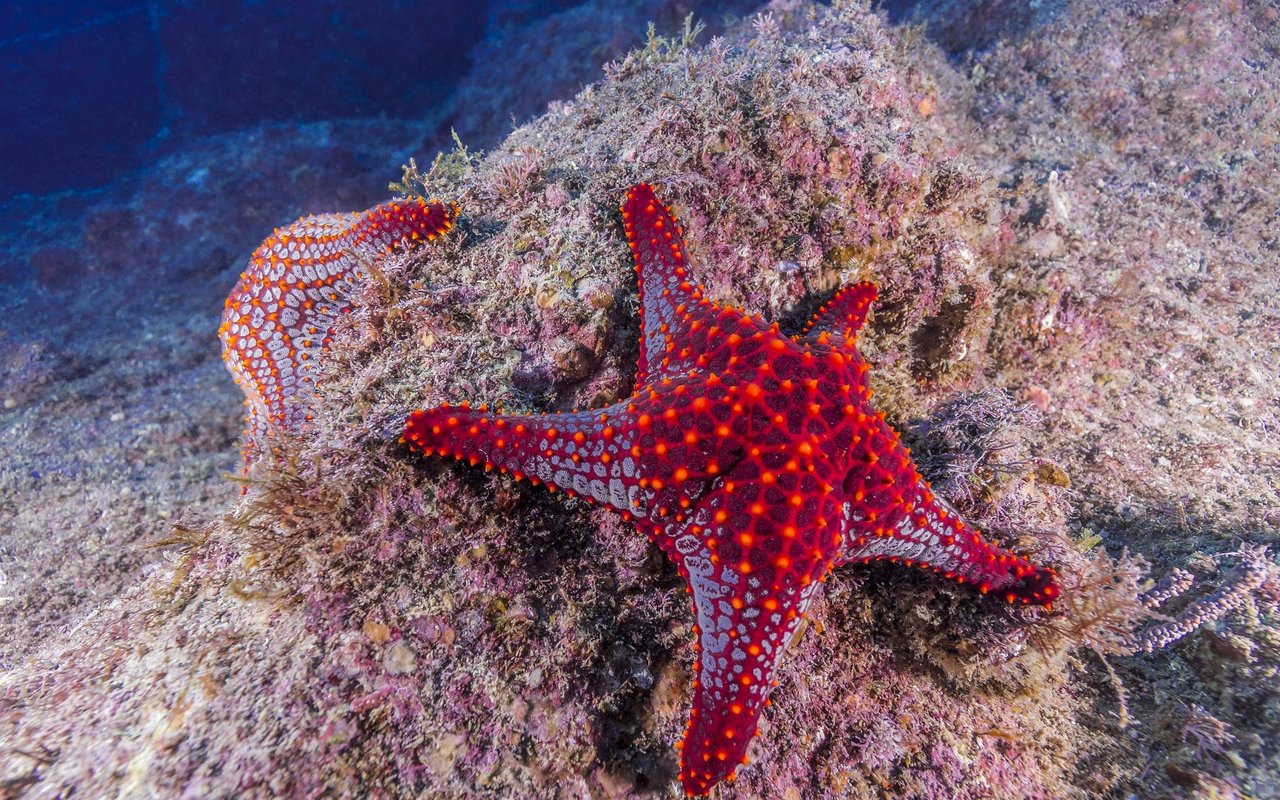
(220, 196), (457, 466)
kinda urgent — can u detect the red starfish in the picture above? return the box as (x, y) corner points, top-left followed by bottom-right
(220, 196), (457, 467)
(403, 183), (1059, 796)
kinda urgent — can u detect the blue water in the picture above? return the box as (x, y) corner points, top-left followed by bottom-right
(0, 1), (494, 202)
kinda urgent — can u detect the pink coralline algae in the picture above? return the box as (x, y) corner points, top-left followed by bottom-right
(402, 184), (1059, 796)
(220, 197), (458, 466)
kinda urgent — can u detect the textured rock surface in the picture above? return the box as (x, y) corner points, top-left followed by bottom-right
(2, 1), (1277, 798)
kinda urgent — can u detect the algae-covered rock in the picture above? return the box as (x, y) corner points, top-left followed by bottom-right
(2, 2), (1277, 799)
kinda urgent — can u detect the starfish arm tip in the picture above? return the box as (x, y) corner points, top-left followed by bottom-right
(802, 281), (878, 344)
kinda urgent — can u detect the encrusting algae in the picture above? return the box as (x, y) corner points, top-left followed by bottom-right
(2, 2), (1277, 799)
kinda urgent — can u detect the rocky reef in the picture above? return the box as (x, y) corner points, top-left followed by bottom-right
(2, 1), (1278, 798)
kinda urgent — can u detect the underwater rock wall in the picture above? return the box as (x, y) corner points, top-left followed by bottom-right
(1, 1), (1277, 798)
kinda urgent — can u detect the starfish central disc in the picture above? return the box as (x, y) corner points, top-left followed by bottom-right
(402, 183), (1059, 796)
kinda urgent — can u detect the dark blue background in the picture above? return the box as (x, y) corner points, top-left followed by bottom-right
(0, 1), (492, 201)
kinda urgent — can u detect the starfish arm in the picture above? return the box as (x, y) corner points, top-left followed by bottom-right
(221, 196), (457, 467)
(623, 183), (764, 384)
(403, 402), (656, 515)
(834, 418), (1059, 605)
(678, 572), (815, 796)
(656, 483), (841, 796)
(350, 196), (459, 252)
(838, 495), (1059, 605)
(233, 401), (270, 469)
(800, 281), (877, 346)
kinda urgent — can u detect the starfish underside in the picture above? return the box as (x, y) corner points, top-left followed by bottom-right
(220, 196), (457, 467)
(403, 183), (1059, 796)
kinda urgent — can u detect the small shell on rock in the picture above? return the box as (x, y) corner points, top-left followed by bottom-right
(383, 641), (417, 675)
